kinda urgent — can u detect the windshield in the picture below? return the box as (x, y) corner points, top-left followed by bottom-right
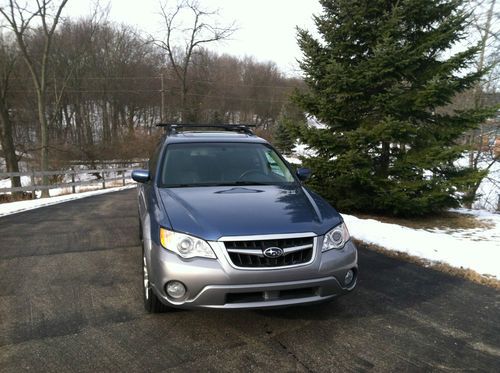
(160, 142), (296, 187)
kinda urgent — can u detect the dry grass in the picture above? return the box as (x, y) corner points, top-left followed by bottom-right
(0, 192), (33, 203)
(355, 239), (500, 289)
(355, 211), (494, 231)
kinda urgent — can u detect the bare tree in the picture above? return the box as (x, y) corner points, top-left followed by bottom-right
(152, 0), (236, 122)
(0, 32), (21, 192)
(0, 12), (299, 176)
(471, 0), (500, 101)
(0, 0), (69, 196)
(463, 0), (500, 207)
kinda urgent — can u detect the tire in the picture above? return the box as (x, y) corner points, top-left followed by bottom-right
(142, 245), (169, 313)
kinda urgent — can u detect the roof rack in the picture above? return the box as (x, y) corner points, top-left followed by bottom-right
(156, 123), (256, 136)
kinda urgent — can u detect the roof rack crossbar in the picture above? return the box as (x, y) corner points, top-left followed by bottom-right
(156, 123), (256, 135)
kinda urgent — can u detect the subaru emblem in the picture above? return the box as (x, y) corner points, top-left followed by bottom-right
(263, 247), (284, 258)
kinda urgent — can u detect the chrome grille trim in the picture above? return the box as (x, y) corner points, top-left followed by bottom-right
(218, 234), (317, 270)
(282, 244), (313, 254)
(226, 248), (262, 255)
(218, 232), (316, 241)
(226, 243), (313, 255)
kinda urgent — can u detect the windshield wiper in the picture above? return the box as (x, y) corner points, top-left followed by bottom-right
(215, 181), (270, 186)
(163, 181), (272, 188)
(163, 183), (197, 188)
(234, 181), (270, 185)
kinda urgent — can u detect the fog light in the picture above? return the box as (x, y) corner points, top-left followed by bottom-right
(344, 270), (354, 285)
(166, 281), (186, 299)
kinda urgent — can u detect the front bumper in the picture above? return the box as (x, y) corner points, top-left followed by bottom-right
(147, 235), (358, 309)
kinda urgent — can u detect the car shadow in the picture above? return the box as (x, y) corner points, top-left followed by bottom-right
(250, 246), (473, 321)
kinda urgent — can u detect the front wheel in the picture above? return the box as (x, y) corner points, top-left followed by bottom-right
(142, 246), (169, 313)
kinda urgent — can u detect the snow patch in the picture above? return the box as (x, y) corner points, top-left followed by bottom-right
(342, 210), (500, 279)
(472, 160), (499, 212)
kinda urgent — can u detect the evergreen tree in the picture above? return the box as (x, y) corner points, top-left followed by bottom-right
(274, 104), (304, 155)
(294, 0), (493, 216)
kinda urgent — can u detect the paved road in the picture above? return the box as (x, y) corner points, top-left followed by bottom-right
(0, 189), (499, 372)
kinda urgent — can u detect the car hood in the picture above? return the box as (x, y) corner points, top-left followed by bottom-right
(158, 184), (342, 241)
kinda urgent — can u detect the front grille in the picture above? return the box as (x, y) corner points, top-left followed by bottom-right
(224, 236), (314, 268)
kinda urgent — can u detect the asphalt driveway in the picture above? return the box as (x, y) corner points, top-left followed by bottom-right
(0, 189), (499, 372)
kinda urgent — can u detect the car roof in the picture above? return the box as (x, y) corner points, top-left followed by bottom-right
(164, 131), (269, 145)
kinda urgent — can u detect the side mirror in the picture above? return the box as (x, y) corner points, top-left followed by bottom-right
(132, 169), (150, 183)
(296, 167), (312, 181)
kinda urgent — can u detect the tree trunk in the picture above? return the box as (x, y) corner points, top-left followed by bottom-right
(112, 101), (120, 140)
(84, 102), (93, 146)
(128, 106), (135, 135)
(180, 82), (187, 122)
(0, 96), (21, 194)
(37, 91), (50, 198)
(102, 100), (110, 143)
(73, 102), (83, 148)
(62, 104), (72, 143)
(378, 141), (391, 177)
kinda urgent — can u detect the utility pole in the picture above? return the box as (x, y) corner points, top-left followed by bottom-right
(160, 73), (166, 122)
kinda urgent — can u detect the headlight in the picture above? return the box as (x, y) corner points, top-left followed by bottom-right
(160, 228), (216, 259)
(322, 223), (350, 251)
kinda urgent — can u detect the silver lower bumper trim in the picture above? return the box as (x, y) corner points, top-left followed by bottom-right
(155, 275), (355, 309)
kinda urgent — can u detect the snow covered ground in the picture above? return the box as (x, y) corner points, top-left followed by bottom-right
(343, 209), (500, 279)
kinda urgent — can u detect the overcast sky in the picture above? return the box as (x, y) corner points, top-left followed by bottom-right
(67, 0), (323, 76)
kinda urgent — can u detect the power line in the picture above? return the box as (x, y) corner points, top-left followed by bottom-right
(10, 89), (292, 104)
(8, 75), (301, 89)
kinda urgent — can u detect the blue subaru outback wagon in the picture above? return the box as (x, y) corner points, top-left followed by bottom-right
(132, 124), (357, 312)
